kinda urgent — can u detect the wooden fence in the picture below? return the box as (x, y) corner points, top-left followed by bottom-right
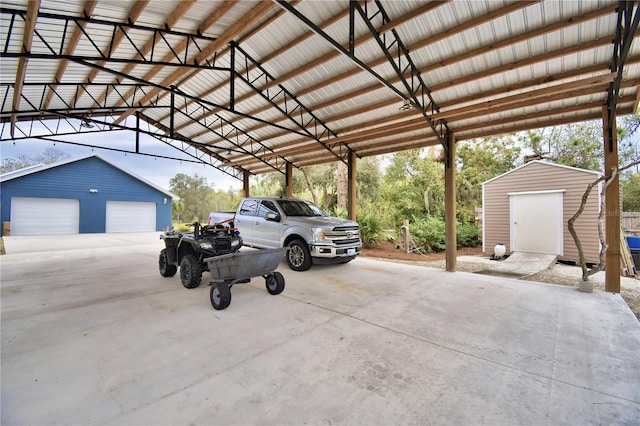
(623, 212), (640, 233)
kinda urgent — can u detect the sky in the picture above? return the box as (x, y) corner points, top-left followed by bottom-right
(0, 127), (243, 192)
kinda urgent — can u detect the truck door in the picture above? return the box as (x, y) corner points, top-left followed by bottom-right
(234, 199), (258, 244)
(253, 200), (281, 248)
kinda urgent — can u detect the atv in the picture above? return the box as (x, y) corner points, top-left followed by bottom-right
(159, 220), (243, 289)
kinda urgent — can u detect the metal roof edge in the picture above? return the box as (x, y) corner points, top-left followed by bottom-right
(482, 160), (602, 186)
(0, 153), (176, 198)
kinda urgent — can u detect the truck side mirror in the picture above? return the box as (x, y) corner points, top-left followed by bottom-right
(265, 212), (281, 222)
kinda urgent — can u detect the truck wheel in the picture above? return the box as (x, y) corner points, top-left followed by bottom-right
(210, 283), (231, 310)
(265, 272), (285, 295)
(287, 239), (312, 272)
(179, 255), (202, 288)
(159, 249), (177, 277)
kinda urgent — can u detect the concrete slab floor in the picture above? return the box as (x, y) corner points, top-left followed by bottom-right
(1, 233), (639, 425)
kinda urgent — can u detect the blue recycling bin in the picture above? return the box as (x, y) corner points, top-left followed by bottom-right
(626, 236), (640, 249)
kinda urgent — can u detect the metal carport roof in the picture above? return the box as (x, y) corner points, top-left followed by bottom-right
(0, 0), (638, 181)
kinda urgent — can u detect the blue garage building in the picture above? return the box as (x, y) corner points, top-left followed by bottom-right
(0, 154), (173, 236)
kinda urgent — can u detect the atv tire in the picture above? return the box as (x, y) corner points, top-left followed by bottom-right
(180, 254), (202, 289)
(159, 249), (177, 277)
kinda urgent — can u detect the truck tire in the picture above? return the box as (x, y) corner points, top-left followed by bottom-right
(265, 272), (285, 295)
(287, 239), (312, 271)
(180, 254), (202, 288)
(159, 249), (177, 277)
(210, 283), (231, 310)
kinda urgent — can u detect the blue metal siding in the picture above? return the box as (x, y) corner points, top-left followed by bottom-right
(1, 156), (172, 235)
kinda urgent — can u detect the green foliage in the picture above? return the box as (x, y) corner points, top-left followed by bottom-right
(456, 136), (521, 222)
(250, 174), (285, 197)
(356, 207), (385, 248)
(410, 215), (446, 253)
(169, 173), (241, 223)
(623, 172), (640, 211)
(457, 221), (482, 248)
(329, 205), (348, 219)
(381, 149), (445, 227)
(521, 123), (603, 171)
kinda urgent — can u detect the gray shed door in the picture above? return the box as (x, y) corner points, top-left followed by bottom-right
(10, 197), (80, 235)
(509, 191), (563, 255)
(105, 201), (155, 232)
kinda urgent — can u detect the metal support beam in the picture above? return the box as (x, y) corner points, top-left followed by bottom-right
(603, 106), (620, 293)
(348, 149), (357, 221)
(445, 132), (456, 272)
(0, 7), (226, 71)
(230, 41), (347, 164)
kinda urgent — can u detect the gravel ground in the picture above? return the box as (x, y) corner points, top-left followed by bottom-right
(371, 255), (640, 321)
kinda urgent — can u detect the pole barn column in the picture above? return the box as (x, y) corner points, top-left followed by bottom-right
(603, 106), (620, 293)
(347, 151), (357, 221)
(285, 162), (293, 197)
(243, 170), (250, 198)
(445, 132), (457, 272)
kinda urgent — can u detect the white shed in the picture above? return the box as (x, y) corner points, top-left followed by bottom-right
(482, 161), (601, 263)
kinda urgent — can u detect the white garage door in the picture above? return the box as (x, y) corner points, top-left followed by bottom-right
(509, 190), (563, 255)
(10, 197), (79, 235)
(106, 201), (156, 233)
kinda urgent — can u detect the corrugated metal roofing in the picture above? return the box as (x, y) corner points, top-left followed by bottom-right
(0, 0), (637, 180)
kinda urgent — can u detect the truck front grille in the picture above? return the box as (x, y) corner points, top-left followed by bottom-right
(325, 226), (360, 243)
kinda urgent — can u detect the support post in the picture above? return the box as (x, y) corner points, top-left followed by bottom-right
(285, 162), (293, 197)
(348, 150), (357, 221)
(243, 170), (250, 198)
(603, 106), (621, 292)
(445, 132), (457, 272)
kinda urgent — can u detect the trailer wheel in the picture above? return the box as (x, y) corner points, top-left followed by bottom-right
(265, 272), (285, 295)
(287, 239), (312, 271)
(159, 249), (177, 277)
(180, 255), (202, 288)
(210, 283), (231, 310)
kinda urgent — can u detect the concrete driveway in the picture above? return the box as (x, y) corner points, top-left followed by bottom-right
(1, 233), (639, 425)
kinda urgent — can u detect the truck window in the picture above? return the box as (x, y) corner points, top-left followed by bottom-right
(277, 199), (317, 217)
(257, 200), (278, 218)
(239, 199), (258, 216)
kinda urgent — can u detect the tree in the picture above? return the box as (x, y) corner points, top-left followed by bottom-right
(521, 123), (603, 170)
(1, 147), (70, 173)
(456, 136), (521, 222)
(169, 173), (215, 223)
(623, 173), (640, 211)
(382, 148), (444, 226)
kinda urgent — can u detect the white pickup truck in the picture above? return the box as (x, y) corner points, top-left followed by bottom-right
(208, 197), (362, 271)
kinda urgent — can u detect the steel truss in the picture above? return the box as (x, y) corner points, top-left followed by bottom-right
(0, 7), (227, 71)
(0, 82), (160, 119)
(230, 41), (348, 163)
(275, 0), (450, 147)
(606, 0), (640, 149)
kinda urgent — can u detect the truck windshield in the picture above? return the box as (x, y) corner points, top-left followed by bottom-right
(277, 200), (327, 217)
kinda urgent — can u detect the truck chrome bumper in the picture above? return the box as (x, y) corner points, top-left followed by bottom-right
(309, 243), (362, 258)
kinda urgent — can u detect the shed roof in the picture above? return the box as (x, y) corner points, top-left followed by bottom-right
(0, 153), (175, 198)
(0, 1), (638, 181)
(483, 159), (602, 186)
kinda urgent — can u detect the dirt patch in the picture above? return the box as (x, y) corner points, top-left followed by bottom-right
(361, 241), (640, 321)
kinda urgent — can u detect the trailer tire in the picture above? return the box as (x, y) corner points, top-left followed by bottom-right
(211, 283), (231, 310)
(159, 249), (177, 277)
(180, 255), (202, 288)
(287, 239), (312, 271)
(265, 272), (285, 295)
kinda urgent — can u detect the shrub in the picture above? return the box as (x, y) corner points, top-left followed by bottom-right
(357, 208), (384, 248)
(410, 215), (446, 252)
(457, 221), (482, 248)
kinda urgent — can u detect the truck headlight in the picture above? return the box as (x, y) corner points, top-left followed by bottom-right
(311, 227), (327, 242)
